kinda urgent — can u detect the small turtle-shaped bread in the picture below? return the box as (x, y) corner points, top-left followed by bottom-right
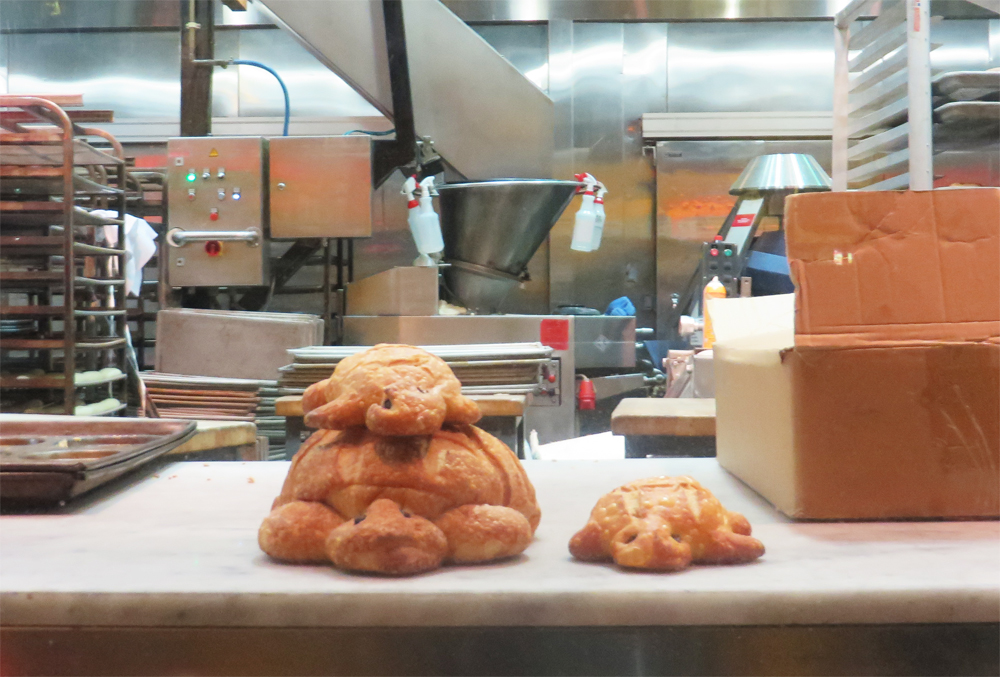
(569, 476), (764, 571)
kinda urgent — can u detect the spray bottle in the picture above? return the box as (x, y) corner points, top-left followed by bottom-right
(402, 175), (423, 253)
(701, 276), (727, 349)
(590, 183), (607, 250)
(401, 175), (444, 266)
(416, 176), (444, 257)
(570, 173), (599, 252)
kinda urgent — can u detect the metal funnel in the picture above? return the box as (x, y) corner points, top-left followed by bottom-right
(729, 153), (831, 195)
(436, 179), (582, 312)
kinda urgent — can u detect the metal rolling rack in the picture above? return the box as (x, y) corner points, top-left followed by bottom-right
(833, 0), (935, 191)
(0, 95), (129, 416)
(833, 0), (999, 191)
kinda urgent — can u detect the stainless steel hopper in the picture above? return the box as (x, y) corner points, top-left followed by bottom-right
(436, 179), (582, 313)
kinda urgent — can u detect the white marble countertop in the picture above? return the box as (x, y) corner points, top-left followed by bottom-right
(1, 458), (997, 629)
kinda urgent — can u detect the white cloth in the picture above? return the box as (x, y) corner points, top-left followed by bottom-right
(91, 211), (158, 297)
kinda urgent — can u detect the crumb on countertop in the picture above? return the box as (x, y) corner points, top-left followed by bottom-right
(247, 477), (255, 484)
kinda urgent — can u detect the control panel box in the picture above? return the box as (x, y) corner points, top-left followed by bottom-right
(269, 135), (373, 239)
(701, 240), (742, 297)
(166, 137), (268, 286)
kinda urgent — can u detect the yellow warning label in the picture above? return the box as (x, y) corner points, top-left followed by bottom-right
(209, 148), (219, 158)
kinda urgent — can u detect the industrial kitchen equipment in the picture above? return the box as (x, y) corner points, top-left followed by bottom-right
(161, 0), (636, 443)
(698, 153), (831, 299)
(165, 135), (373, 288)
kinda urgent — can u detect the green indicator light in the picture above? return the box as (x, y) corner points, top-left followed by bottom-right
(724, 249), (733, 256)
(186, 172), (197, 182)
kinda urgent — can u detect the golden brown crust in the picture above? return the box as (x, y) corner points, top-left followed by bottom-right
(258, 500), (345, 562)
(435, 504), (533, 563)
(569, 476), (764, 571)
(302, 344), (481, 435)
(325, 498), (448, 575)
(260, 425), (541, 574)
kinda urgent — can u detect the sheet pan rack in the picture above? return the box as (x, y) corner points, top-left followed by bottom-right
(0, 95), (130, 416)
(833, 0), (1000, 191)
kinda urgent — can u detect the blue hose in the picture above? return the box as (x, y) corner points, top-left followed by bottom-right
(231, 59), (290, 136)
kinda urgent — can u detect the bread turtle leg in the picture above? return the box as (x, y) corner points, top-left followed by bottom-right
(435, 504), (533, 563)
(698, 527), (765, 564)
(303, 395), (367, 430)
(446, 391), (483, 426)
(569, 521), (609, 562)
(259, 500), (345, 563)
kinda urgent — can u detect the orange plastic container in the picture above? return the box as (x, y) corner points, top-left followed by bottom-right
(701, 276), (727, 349)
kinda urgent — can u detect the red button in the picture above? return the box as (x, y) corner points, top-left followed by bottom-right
(547, 373), (557, 383)
(209, 209), (219, 221)
(710, 248), (719, 257)
(205, 241), (222, 257)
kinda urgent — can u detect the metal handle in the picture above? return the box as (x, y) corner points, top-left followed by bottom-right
(167, 227), (262, 247)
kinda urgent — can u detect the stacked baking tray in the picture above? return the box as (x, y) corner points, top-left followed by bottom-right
(279, 343), (554, 396)
(933, 71), (1000, 143)
(0, 416), (195, 506)
(139, 373), (284, 458)
(0, 95), (130, 416)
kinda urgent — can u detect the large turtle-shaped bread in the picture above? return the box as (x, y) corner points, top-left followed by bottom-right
(260, 345), (540, 575)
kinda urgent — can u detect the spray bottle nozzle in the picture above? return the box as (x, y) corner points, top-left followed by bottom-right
(402, 175), (418, 202)
(418, 176), (437, 198)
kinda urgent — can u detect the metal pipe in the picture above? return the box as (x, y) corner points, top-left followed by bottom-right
(166, 228), (262, 247)
(323, 238), (332, 345)
(180, 0), (213, 136)
(906, 0), (933, 190)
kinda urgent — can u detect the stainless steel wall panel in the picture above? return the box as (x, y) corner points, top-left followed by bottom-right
(236, 27), (382, 119)
(551, 22), (664, 329)
(252, 0), (394, 117)
(212, 30), (240, 118)
(617, 22), (667, 326)
(991, 19), (1000, 67)
(549, 22), (623, 318)
(0, 31), (8, 93)
(7, 31), (182, 119)
(931, 20), (993, 72)
(442, 0), (849, 22)
(0, 0), (275, 30)
(667, 22), (834, 113)
(0, 0), (178, 31)
(469, 23), (550, 92)
(2, 0), (989, 31)
(654, 139), (832, 338)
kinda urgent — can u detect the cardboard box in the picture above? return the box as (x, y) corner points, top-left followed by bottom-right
(714, 189), (999, 519)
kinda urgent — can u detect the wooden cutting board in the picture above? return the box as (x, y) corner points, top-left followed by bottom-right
(167, 420), (257, 455)
(611, 398), (716, 437)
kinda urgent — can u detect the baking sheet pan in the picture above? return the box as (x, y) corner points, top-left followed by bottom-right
(0, 417), (196, 505)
